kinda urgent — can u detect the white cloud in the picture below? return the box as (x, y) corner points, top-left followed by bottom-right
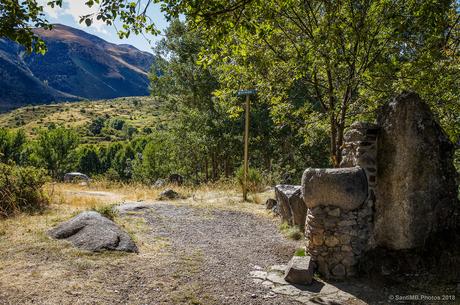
(63, 1), (108, 34)
(39, 0), (63, 18)
(40, 0), (109, 35)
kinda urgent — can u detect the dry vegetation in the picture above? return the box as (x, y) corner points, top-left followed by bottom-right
(0, 182), (279, 305)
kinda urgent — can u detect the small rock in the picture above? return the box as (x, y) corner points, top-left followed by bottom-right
(331, 263), (346, 278)
(284, 256), (315, 285)
(338, 234), (352, 244)
(342, 255), (357, 266)
(153, 179), (166, 188)
(341, 245), (353, 252)
(328, 208), (341, 217)
(252, 279), (263, 284)
(263, 292), (276, 299)
(251, 294), (257, 298)
(325, 236), (340, 247)
(159, 189), (179, 200)
(261, 281), (275, 289)
(265, 198), (277, 210)
(311, 234), (324, 246)
(115, 202), (152, 214)
(338, 220), (356, 226)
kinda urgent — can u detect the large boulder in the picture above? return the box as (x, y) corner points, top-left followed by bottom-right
(302, 167), (368, 210)
(375, 92), (459, 250)
(275, 185), (307, 229)
(48, 211), (138, 253)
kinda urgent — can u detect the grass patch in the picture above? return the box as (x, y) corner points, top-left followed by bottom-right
(279, 222), (304, 240)
(91, 205), (117, 220)
(294, 247), (306, 256)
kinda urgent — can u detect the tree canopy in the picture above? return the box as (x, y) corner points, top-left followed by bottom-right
(1, 0), (459, 165)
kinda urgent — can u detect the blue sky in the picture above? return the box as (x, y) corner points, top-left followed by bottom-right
(40, 1), (169, 53)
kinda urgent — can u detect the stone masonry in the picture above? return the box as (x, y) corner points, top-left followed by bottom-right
(303, 122), (378, 279)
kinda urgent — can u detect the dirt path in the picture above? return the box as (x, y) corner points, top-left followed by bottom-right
(115, 202), (303, 304)
(1, 195), (450, 305)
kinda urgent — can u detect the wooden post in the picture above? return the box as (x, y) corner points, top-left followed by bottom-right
(237, 89), (256, 201)
(243, 94), (250, 201)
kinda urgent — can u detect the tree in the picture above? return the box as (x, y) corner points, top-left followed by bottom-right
(0, 0), (50, 53)
(76, 145), (101, 175)
(88, 117), (106, 135)
(33, 127), (79, 179)
(0, 128), (26, 164)
(4, 0), (458, 167)
(163, 0), (460, 166)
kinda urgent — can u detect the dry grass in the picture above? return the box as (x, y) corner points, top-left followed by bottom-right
(0, 181), (277, 304)
(45, 179), (273, 216)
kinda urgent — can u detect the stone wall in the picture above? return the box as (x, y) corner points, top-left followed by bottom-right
(340, 122), (379, 248)
(305, 206), (367, 279)
(303, 122), (378, 279)
(301, 92), (459, 280)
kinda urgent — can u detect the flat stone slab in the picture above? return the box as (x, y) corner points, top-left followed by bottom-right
(269, 264), (287, 272)
(115, 202), (155, 214)
(266, 272), (289, 285)
(249, 270), (268, 280)
(48, 211), (138, 253)
(250, 264), (370, 304)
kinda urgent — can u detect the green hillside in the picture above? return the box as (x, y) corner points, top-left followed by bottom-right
(0, 97), (164, 143)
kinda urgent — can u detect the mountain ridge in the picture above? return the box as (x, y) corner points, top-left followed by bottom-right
(0, 24), (155, 112)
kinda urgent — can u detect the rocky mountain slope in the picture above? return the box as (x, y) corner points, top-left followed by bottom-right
(0, 24), (155, 112)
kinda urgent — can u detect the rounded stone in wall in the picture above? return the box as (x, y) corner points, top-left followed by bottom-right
(302, 167), (368, 211)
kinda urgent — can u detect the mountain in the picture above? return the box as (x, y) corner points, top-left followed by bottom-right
(0, 24), (155, 112)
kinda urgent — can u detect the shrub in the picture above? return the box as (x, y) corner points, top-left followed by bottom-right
(235, 166), (264, 193)
(0, 163), (49, 217)
(110, 118), (125, 130)
(92, 205), (117, 220)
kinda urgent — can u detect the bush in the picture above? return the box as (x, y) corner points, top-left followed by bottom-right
(92, 205), (117, 220)
(235, 166), (264, 194)
(0, 163), (49, 217)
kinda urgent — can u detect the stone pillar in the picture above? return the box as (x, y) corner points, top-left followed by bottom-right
(303, 122), (379, 279)
(340, 122), (379, 248)
(302, 167), (368, 279)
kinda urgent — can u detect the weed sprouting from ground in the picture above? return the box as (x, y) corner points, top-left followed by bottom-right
(294, 247), (306, 256)
(279, 222), (304, 240)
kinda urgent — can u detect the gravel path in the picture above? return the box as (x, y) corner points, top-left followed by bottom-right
(124, 202), (302, 304)
(2, 199), (434, 305)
